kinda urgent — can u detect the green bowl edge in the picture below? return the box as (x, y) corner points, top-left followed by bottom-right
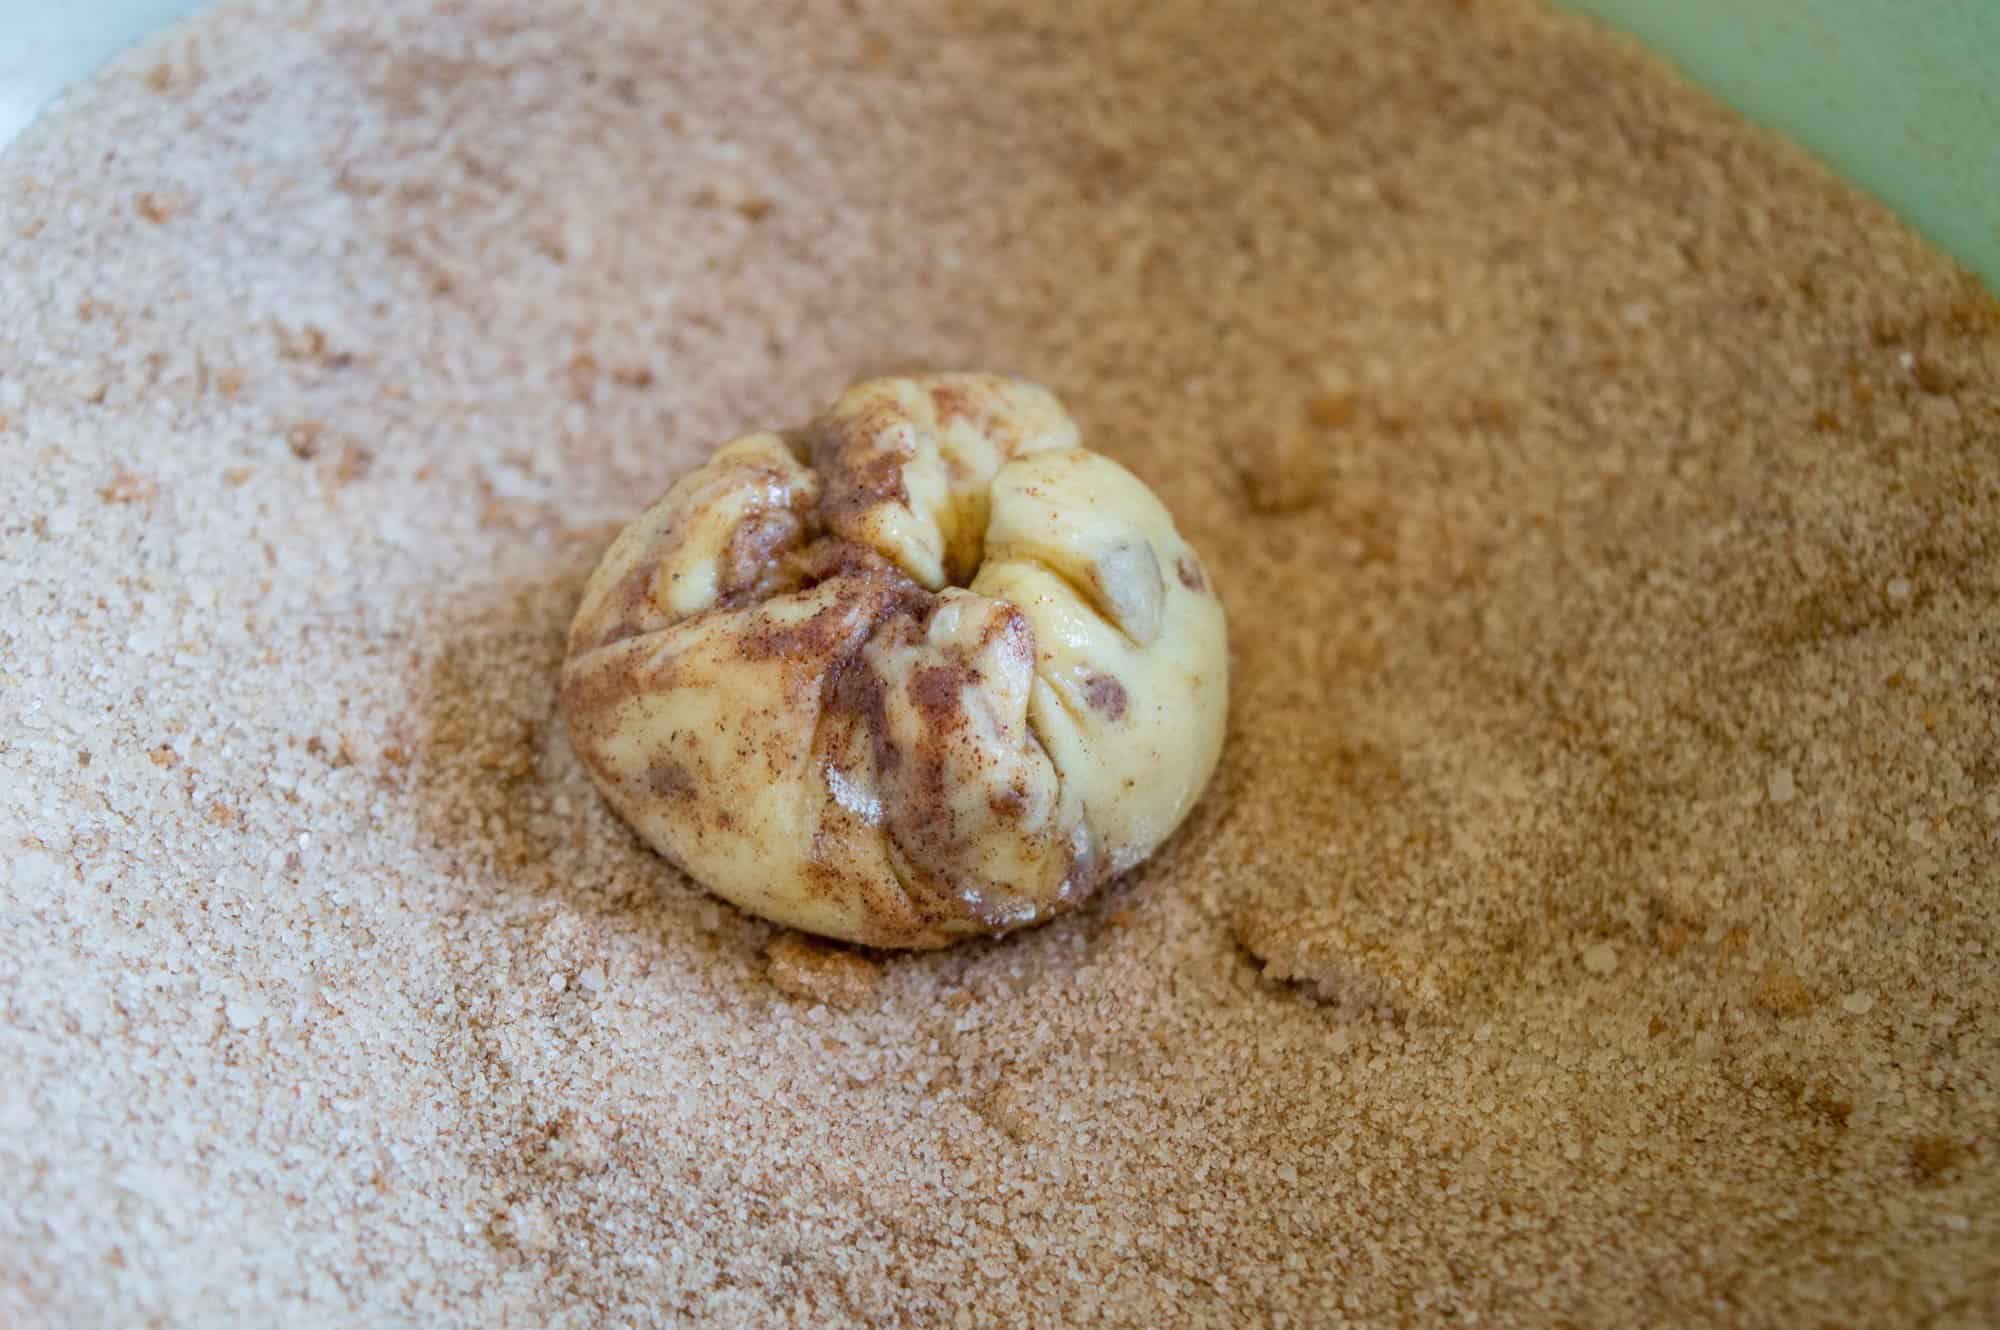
(1558, 0), (2000, 293)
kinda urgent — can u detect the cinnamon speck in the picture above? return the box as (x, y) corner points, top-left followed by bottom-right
(99, 468), (158, 505)
(285, 421), (324, 459)
(1304, 392), (1356, 429)
(135, 192), (180, 224)
(272, 323), (327, 362)
(1082, 673), (1128, 719)
(565, 352), (598, 403)
(325, 441), (374, 492)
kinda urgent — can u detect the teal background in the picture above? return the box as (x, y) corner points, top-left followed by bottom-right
(1560, 0), (2000, 290)
(0, 1), (204, 143)
(1, 1), (1996, 288)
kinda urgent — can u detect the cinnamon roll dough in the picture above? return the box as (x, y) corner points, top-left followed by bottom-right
(560, 375), (1227, 947)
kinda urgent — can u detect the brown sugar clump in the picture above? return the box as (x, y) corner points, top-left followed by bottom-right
(1234, 426), (1325, 514)
(1755, 966), (1816, 1017)
(1910, 1135), (1964, 1184)
(1233, 902), (1435, 1019)
(764, 932), (883, 1010)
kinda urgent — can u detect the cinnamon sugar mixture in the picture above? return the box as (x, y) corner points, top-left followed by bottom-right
(3, 1), (1996, 1325)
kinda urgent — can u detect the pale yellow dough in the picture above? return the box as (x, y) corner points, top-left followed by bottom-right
(560, 374), (1228, 948)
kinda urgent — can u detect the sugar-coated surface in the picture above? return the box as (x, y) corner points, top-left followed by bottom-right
(3, 1), (1997, 1326)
